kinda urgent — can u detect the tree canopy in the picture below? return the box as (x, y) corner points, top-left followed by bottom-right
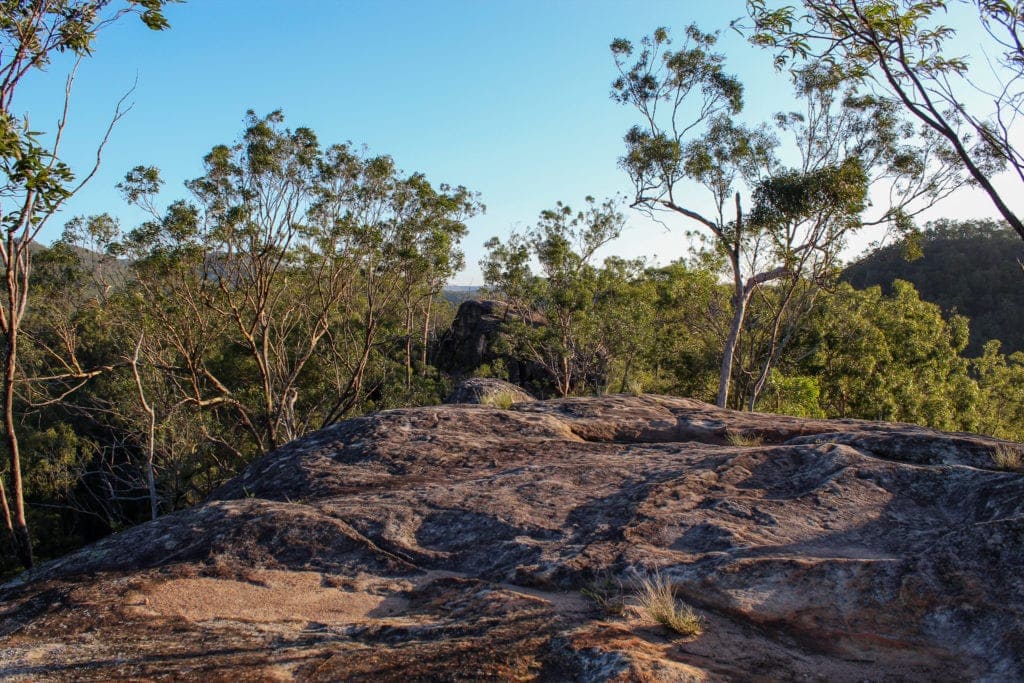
(747, 0), (1023, 238)
(842, 219), (1024, 354)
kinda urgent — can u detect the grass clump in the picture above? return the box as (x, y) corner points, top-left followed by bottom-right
(725, 431), (764, 447)
(992, 444), (1023, 471)
(581, 572), (626, 616)
(479, 389), (520, 409)
(635, 573), (704, 637)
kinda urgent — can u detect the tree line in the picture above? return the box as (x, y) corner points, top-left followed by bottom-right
(482, 201), (1018, 433)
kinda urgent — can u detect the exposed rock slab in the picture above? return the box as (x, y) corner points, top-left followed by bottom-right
(2, 394), (1023, 680)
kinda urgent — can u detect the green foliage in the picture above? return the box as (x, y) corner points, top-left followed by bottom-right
(21, 424), (84, 502)
(799, 281), (978, 430)
(641, 261), (724, 401)
(751, 158), (867, 234)
(472, 359), (509, 382)
(973, 340), (1024, 442)
(762, 372), (825, 418)
(842, 219), (1024, 354)
(483, 197), (648, 397)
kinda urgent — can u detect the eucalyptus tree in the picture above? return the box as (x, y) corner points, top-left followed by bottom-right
(747, 0), (1022, 238)
(739, 64), (966, 409)
(482, 197), (631, 397)
(0, 0), (176, 568)
(611, 26), (966, 409)
(116, 111), (478, 453)
(313, 157), (480, 425)
(387, 174), (473, 394)
(611, 26), (764, 408)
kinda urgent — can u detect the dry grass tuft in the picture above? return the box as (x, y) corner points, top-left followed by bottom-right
(725, 431), (764, 447)
(992, 444), (1023, 472)
(581, 572), (626, 616)
(635, 573), (704, 637)
(479, 389), (520, 410)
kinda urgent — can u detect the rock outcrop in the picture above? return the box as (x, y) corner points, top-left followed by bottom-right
(445, 377), (534, 405)
(433, 299), (546, 390)
(432, 299), (507, 374)
(2, 395), (1023, 680)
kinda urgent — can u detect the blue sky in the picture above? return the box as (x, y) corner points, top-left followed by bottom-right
(18, 1), (1012, 283)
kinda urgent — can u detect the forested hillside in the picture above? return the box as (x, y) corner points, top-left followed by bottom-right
(843, 220), (1024, 355)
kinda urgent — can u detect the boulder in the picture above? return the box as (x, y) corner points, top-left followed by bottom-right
(433, 299), (547, 391)
(444, 377), (534, 405)
(3, 395), (1023, 680)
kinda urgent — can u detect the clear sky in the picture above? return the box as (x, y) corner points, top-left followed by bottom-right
(18, 1), (1014, 284)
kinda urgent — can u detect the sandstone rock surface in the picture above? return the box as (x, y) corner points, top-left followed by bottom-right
(2, 395), (1023, 681)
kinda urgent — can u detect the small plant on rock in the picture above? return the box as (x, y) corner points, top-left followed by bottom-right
(992, 444), (1023, 472)
(635, 573), (704, 637)
(726, 431), (764, 447)
(581, 572), (626, 616)
(480, 389), (520, 410)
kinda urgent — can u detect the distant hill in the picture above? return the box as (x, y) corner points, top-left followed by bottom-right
(841, 219), (1024, 355)
(442, 285), (482, 305)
